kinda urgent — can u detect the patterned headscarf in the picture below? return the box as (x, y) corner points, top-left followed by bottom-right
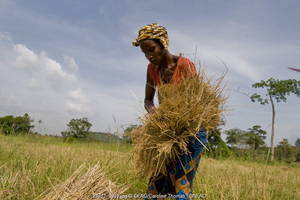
(132, 23), (169, 49)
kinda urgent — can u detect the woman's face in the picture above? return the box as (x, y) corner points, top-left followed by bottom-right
(140, 39), (165, 65)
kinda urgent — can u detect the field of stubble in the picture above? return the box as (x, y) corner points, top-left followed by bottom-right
(0, 134), (299, 200)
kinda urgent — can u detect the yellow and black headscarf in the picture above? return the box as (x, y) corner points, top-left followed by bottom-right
(132, 23), (169, 49)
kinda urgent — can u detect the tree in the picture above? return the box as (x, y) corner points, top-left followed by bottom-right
(14, 113), (34, 133)
(295, 138), (300, 147)
(0, 113), (34, 135)
(276, 138), (296, 163)
(124, 124), (138, 133)
(207, 128), (231, 158)
(296, 138), (300, 162)
(245, 125), (267, 150)
(61, 118), (92, 138)
(250, 78), (300, 161)
(224, 128), (247, 148)
(296, 153), (300, 162)
(0, 115), (14, 135)
(123, 124), (139, 143)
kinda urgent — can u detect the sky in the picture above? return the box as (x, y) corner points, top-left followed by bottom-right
(0, 0), (299, 145)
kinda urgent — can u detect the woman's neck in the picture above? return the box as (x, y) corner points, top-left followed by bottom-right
(159, 51), (178, 69)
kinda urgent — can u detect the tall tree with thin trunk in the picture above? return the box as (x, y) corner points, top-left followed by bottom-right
(250, 78), (300, 161)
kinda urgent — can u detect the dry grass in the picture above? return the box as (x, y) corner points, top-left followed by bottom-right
(0, 135), (300, 200)
(0, 135), (136, 200)
(131, 72), (225, 177)
(38, 163), (129, 200)
(195, 158), (300, 200)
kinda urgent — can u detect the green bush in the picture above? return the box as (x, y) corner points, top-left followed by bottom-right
(206, 128), (231, 158)
(61, 118), (92, 139)
(0, 113), (34, 135)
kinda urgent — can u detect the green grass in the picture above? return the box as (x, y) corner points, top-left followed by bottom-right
(0, 134), (300, 200)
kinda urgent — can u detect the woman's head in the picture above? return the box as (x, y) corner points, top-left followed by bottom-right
(132, 23), (169, 65)
(139, 39), (166, 65)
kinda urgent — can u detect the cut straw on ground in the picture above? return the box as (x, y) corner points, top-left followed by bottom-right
(38, 163), (129, 200)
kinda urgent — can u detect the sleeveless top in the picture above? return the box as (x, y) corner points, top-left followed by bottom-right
(147, 56), (197, 87)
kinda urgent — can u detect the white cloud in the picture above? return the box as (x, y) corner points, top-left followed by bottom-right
(0, 34), (82, 133)
(43, 52), (76, 80)
(64, 55), (79, 73)
(13, 44), (76, 80)
(66, 101), (87, 113)
(14, 44), (39, 68)
(0, 34), (140, 134)
(27, 78), (40, 89)
(66, 88), (89, 113)
(68, 88), (88, 103)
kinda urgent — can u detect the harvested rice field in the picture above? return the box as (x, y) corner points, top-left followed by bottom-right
(0, 134), (300, 200)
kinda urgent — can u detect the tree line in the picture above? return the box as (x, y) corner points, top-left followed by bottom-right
(0, 114), (299, 163)
(206, 126), (300, 163)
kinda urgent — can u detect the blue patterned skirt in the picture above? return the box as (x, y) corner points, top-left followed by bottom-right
(145, 129), (208, 200)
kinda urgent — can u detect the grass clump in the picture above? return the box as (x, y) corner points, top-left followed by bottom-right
(39, 163), (129, 200)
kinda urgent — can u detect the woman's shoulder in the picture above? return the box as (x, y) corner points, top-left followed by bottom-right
(177, 56), (196, 73)
(178, 56), (194, 65)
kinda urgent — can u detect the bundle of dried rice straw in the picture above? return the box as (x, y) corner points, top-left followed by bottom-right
(131, 72), (225, 177)
(39, 163), (129, 200)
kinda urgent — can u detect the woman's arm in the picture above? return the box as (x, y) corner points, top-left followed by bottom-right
(144, 69), (156, 113)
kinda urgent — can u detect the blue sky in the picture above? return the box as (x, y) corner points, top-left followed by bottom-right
(0, 0), (299, 145)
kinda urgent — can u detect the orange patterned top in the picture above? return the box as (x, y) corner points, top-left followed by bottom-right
(147, 56), (197, 86)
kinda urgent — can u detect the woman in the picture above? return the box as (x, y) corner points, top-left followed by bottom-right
(132, 23), (208, 200)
